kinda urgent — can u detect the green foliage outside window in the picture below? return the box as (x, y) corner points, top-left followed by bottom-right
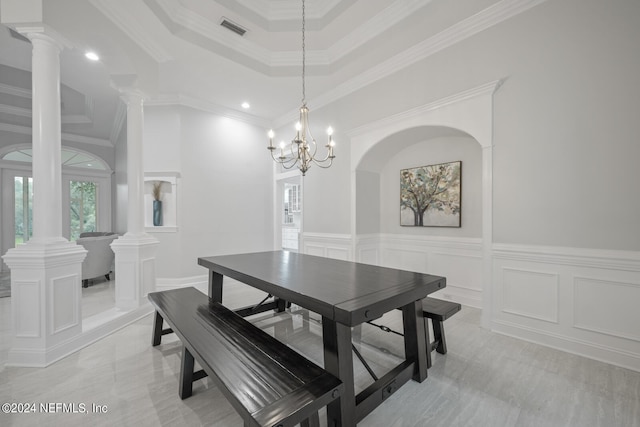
(70, 181), (98, 240)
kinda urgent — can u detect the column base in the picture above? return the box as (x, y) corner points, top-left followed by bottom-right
(2, 240), (87, 367)
(111, 233), (159, 311)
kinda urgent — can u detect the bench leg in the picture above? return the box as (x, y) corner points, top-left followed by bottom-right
(301, 412), (320, 427)
(180, 346), (195, 399)
(432, 319), (447, 354)
(152, 311), (164, 346)
(424, 318), (433, 369)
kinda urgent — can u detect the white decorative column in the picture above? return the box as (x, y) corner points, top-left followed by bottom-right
(2, 31), (87, 367)
(111, 89), (159, 311)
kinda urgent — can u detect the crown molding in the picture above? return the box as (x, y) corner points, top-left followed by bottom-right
(146, 93), (271, 128)
(327, 0), (431, 64)
(275, 0), (549, 127)
(345, 80), (504, 138)
(90, 0), (173, 63)
(234, 0), (344, 21)
(147, 0), (432, 72)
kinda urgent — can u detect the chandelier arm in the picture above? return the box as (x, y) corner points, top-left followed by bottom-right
(311, 152), (332, 164)
(270, 150), (298, 168)
(312, 158), (334, 169)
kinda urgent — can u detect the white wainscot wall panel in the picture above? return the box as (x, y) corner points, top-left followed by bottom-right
(51, 274), (80, 334)
(358, 234), (483, 308)
(493, 243), (640, 372)
(302, 233), (352, 261)
(573, 276), (640, 342)
(14, 280), (40, 338)
(501, 268), (558, 323)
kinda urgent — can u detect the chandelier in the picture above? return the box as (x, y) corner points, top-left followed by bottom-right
(267, 0), (335, 176)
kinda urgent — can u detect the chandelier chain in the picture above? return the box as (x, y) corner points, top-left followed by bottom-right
(266, 0), (335, 176)
(301, 0), (306, 105)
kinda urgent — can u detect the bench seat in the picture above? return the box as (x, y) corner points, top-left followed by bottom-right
(149, 287), (343, 427)
(421, 297), (461, 358)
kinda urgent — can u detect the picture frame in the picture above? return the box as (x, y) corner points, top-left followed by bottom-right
(400, 161), (461, 227)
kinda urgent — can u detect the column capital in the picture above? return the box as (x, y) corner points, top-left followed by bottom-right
(119, 89), (146, 106)
(110, 74), (146, 104)
(15, 25), (69, 51)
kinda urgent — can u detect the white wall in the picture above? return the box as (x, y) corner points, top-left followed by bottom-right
(379, 136), (482, 237)
(143, 106), (274, 279)
(298, 0), (640, 371)
(304, 0), (640, 252)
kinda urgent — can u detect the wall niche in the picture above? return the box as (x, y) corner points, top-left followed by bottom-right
(144, 172), (179, 232)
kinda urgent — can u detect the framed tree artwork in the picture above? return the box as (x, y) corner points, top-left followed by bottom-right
(400, 161), (461, 227)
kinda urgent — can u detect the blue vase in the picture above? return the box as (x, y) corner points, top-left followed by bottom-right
(153, 200), (163, 226)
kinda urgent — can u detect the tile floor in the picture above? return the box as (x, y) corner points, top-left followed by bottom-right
(0, 279), (638, 426)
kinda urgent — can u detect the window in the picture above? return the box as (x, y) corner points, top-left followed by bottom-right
(14, 176), (33, 245)
(69, 180), (98, 240)
(1, 146), (112, 264)
(2, 147), (108, 170)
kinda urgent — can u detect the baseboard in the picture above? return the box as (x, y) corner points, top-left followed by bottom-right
(493, 319), (640, 373)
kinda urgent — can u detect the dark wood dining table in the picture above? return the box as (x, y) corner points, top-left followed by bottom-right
(198, 250), (446, 426)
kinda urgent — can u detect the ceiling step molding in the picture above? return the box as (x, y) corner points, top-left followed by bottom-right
(146, 0), (432, 73)
(146, 93), (271, 128)
(0, 104), (30, 118)
(0, 82), (31, 98)
(274, 0), (549, 127)
(239, 0), (344, 21)
(89, 0), (173, 63)
(326, 0), (432, 64)
(0, 123), (113, 147)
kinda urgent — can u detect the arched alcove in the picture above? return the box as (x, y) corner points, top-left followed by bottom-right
(347, 80), (502, 328)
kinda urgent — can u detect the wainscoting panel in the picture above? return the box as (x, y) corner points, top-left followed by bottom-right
(501, 268), (558, 323)
(493, 243), (640, 372)
(302, 233), (353, 261)
(51, 274), (80, 334)
(14, 280), (40, 338)
(573, 276), (640, 342)
(379, 234), (483, 308)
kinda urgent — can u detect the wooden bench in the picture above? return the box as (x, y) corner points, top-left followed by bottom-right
(367, 297), (461, 369)
(421, 297), (461, 360)
(149, 287), (343, 427)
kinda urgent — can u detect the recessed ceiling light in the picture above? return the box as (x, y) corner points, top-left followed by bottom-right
(85, 51), (100, 61)
(241, 102), (250, 109)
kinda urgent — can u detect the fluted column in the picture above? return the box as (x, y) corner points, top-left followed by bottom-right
(2, 31), (86, 367)
(111, 88), (159, 311)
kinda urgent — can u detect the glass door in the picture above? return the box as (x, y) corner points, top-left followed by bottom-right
(1, 169), (33, 271)
(281, 180), (302, 252)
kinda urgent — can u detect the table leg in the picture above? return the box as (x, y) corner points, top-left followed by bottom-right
(209, 270), (223, 302)
(402, 300), (428, 382)
(322, 317), (355, 427)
